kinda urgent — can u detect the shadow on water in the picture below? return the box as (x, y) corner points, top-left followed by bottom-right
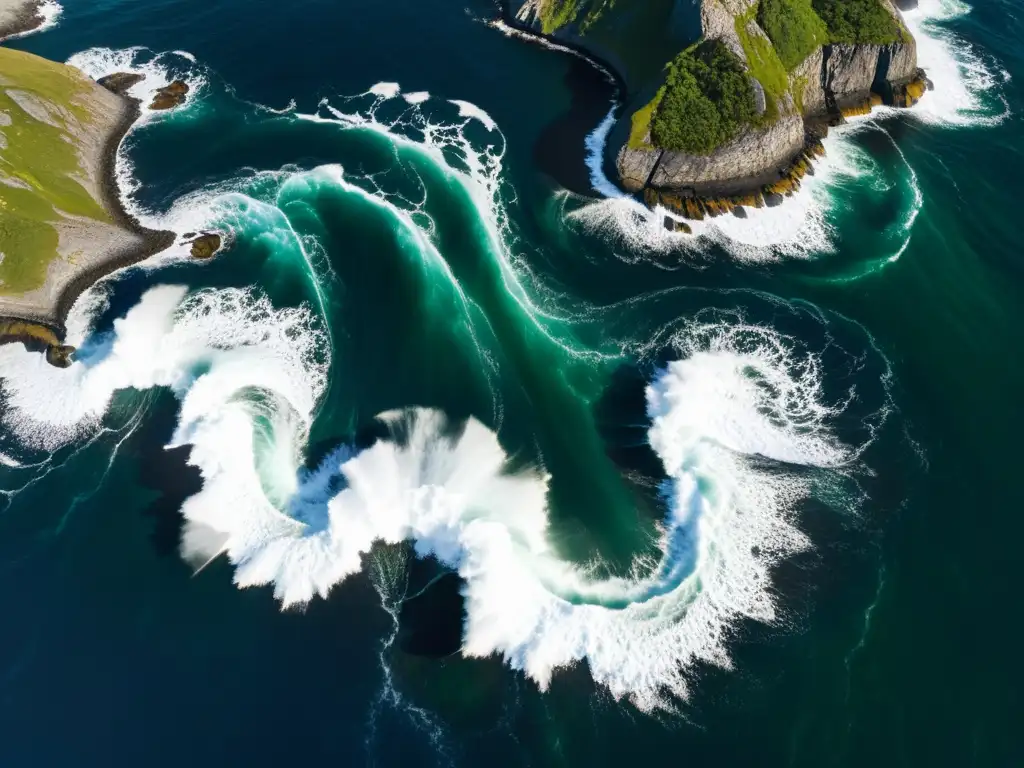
(533, 55), (616, 197)
(398, 569), (465, 658)
(137, 392), (202, 558)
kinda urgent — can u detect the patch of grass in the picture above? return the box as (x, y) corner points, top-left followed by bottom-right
(811, 0), (905, 44)
(0, 47), (110, 295)
(735, 9), (789, 106)
(757, 0), (830, 70)
(628, 87), (664, 149)
(792, 74), (808, 113)
(536, 0), (585, 34)
(650, 41), (759, 155)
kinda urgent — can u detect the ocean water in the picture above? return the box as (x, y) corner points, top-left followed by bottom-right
(1, 0), (1021, 765)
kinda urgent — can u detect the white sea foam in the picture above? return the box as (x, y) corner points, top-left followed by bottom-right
(0, 57), (869, 708)
(486, 18), (617, 86)
(448, 99), (498, 132)
(2, 0), (62, 40)
(0, 451), (22, 468)
(403, 91), (430, 105)
(584, 105), (622, 198)
(0, 289), (861, 710)
(369, 82), (401, 99)
(66, 47), (206, 119)
(903, 0), (1011, 127)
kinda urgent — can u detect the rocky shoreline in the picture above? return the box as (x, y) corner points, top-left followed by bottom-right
(504, 0), (931, 228)
(0, 0), (45, 40)
(0, 44), (176, 365)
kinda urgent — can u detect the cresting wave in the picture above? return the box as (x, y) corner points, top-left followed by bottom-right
(0, 46), (880, 708)
(0, 284), (866, 710)
(569, 0), (1009, 262)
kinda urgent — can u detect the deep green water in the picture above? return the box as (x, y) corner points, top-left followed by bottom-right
(0, 0), (1021, 765)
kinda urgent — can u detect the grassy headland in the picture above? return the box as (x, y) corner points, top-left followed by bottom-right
(0, 46), (173, 345)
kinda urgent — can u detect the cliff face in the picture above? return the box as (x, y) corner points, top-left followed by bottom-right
(506, 0), (925, 209)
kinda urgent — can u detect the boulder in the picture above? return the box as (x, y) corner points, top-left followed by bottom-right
(617, 145), (663, 193)
(45, 344), (75, 368)
(97, 72), (145, 96)
(150, 80), (189, 111)
(188, 233), (222, 259)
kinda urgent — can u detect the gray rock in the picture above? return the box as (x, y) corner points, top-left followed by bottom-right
(645, 113), (805, 193)
(792, 47), (826, 116)
(616, 146), (663, 192)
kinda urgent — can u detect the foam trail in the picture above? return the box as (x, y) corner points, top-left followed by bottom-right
(306, 90), (608, 360)
(0, 283), (868, 711)
(0, 452), (22, 468)
(449, 100), (498, 132)
(0, 54), (873, 708)
(585, 105), (623, 198)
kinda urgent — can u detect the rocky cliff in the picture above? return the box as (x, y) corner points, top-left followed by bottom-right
(506, 0), (927, 217)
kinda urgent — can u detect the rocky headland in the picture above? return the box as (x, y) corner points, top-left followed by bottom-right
(0, 0), (48, 41)
(0, 12), (179, 365)
(506, 0), (930, 226)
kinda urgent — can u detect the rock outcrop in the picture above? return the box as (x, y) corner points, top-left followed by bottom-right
(187, 233), (223, 259)
(0, 47), (174, 362)
(505, 0), (927, 221)
(97, 72), (145, 96)
(617, 0), (923, 216)
(150, 81), (189, 111)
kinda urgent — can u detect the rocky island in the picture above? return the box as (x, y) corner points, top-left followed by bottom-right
(0, 0), (174, 364)
(506, 0), (929, 226)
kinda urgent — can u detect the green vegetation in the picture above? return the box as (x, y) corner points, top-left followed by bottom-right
(734, 9), (787, 122)
(649, 41), (759, 155)
(628, 87), (663, 149)
(792, 74), (808, 113)
(0, 47), (109, 295)
(757, 0), (830, 70)
(534, 0), (624, 35)
(536, 0), (581, 34)
(811, 0), (905, 44)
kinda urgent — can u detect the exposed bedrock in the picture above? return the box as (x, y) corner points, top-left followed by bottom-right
(630, 113), (806, 197)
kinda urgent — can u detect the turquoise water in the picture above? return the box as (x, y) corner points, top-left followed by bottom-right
(0, 0), (1021, 764)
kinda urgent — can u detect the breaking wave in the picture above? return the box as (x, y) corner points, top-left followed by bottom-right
(0, 277), (872, 711)
(0, 49), (883, 711)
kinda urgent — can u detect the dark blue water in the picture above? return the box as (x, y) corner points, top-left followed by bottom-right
(1, 0), (1022, 765)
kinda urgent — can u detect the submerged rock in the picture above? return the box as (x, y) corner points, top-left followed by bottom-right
(97, 72), (145, 96)
(891, 72), (930, 108)
(662, 216), (692, 234)
(188, 233), (222, 259)
(839, 92), (884, 119)
(150, 81), (189, 111)
(45, 344), (75, 368)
